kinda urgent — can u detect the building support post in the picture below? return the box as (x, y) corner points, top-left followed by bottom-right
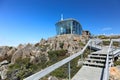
(68, 61), (71, 80)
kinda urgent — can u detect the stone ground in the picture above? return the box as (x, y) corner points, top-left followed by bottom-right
(110, 67), (120, 80)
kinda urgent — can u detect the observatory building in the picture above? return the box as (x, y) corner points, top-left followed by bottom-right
(55, 15), (83, 35)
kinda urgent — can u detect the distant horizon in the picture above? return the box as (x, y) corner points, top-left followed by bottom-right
(0, 33), (120, 47)
(0, 0), (120, 46)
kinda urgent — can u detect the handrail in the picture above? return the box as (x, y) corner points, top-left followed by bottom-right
(103, 39), (120, 80)
(24, 40), (92, 80)
(103, 40), (113, 80)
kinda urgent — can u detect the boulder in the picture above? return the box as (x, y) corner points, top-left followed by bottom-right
(0, 65), (8, 80)
(77, 59), (83, 67)
(48, 76), (58, 80)
(0, 46), (10, 61)
(0, 60), (8, 67)
(39, 38), (46, 45)
(11, 49), (23, 64)
(56, 42), (60, 50)
(63, 41), (69, 50)
(7, 47), (17, 61)
(17, 44), (25, 50)
(30, 56), (36, 63)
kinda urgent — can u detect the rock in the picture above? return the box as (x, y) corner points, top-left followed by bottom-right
(17, 44), (24, 50)
(68, 45), (73, 55)
(48, 76), (58, 80)
(0, 46), (17, 62)
(52, 42), (56, 50)
(77, 59), (83, 67)
(22, 44), (33, 58)
(56, 42), (60, 50)
(73, 36), (81, 41)
(39, 38), (46, 45)
(110, 67), (120, 80)
(34, 50), (41, 57)
(30, 56), (36, 63)
(40, 52), (49, 62)
(0, 60), (9, 67)
(0, 47), (3, 53)
(63, 41), (69, 50)
(11, 43), (34, 63)
(7, 69), (19, 80)
(0, 65), (8, 80)
(0, 46), (11, 62)
(7, 47), (17, 61)
(0, 60), (9, 80)
(11, 49), (23, 64)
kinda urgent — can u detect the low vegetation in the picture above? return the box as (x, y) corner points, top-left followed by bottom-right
(103, 41), (110, 46)
(98, 35), (120, 39)
(79, 41), (85, 46)
(114, 60), (120, 66)
(7, 49), (68, 80)
(113, 42), (120, 47)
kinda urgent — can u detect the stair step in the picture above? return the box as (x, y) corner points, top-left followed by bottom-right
(91, 52), (113, 56)
(86, 58), (111, 64)
(88, 55), (112, 59)
(86, 58), (105, 62)
(83, 61), (105, 68)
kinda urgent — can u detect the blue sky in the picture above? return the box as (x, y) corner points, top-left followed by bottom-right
(0, 0), (120, 46)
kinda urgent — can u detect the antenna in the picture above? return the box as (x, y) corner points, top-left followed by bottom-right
(61, 14), (63, 20)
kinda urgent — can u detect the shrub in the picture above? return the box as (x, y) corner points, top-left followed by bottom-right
(113, 42), (119, 47)
(48, 50), (67, 60)
(103, 41), (110, 46)
(79, 42), (85, 46)
(59, 42), (64, 49)
(114, 60), (120, 66)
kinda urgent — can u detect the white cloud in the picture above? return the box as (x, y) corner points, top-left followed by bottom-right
(102, 27), (112, 31)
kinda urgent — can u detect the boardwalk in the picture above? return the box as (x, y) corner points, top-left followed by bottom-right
(72, 66), (104, 80)
(72, 46), (109, 80)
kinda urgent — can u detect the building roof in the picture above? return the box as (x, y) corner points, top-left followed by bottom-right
(55, 18), (80, 25)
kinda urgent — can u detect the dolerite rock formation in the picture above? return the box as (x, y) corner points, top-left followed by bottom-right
(38, 34), (86, 55)
(0, 34), (88, 79)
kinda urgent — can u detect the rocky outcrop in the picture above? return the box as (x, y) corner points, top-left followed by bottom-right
(10, 34), (86, 64)
(11, 43), (49, 64)
(0, 46), (16, 62)
(39, 34), (86, 55)
(0, 34), (87, 79)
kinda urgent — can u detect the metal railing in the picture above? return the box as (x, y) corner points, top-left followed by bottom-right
(103, 39), (120, 80)
(89, 38), (102, 49)
(24, 40), (93, 80)
(103, 40), (113, 80)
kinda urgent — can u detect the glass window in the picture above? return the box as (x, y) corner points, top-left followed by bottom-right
(56, 19), (82, 35)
